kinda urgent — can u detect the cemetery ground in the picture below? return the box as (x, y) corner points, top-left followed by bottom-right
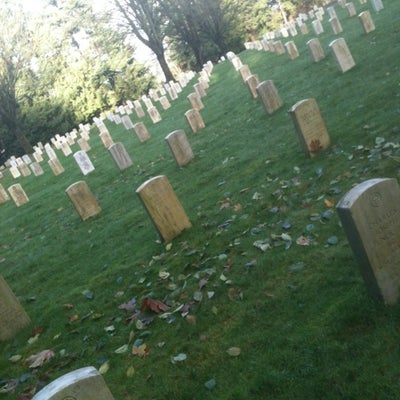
(0, 2), (400, 399)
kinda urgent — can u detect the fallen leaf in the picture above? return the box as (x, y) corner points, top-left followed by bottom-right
(115, 344), (129, 354)
(226, 347), (241, 357)
(296, 236), (310, 246)
(25, 349), (54, 368)
(204, 378), (216, 390)
(172, 353), (187, 363)
(99, 361), (110, 374)
(324, 198), (335, 208)
(8, 355), (22, 363)
(119, 298), (137, 311)
(126, 366), (135, 377)
(132, 343), (149, 357)
(141, 298), (170, 314)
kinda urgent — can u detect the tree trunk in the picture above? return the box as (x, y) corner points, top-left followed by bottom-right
(155, 52), (175, 82)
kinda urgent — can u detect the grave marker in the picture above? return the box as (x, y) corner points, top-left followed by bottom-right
(256, 80), (283, 114)
(337, 178), (400, 305)
(108, 142), (133, 171)
(121, 115), (134, 130)
(194, 82), (206, 98)
(330, 37), (356, 73)
(48, 158), (64, 176)
(246, 74), (260, 98)
(370, 0), (383, 12)
(32, 366), (115, 400)
(148, 106), (162, 123)
(273, 40), (286, 55)
(329, 17), (343, 34)
(165, 130), (194, 167)
(289, 98), (330, 157)
(136, 175), (192, 242)
(0, 184), (10, 204)
(77, 137), (91, 152)
(0, 275), (30, 341)
(359, 10), (375, 33)
(187, 92), (204, 110)
(307, 38), (325, 62)
(9, 166), (21, 179)
(284, 41), (299, 59)
(345, 2), (357, 17)
(30, 162), (44, 176)
(185, 109), (205, 133)
(312, 19), (324, 35)
(159, 95), (171, 110)
(99, 131), (114, 149)
(66, 181), (101, 221)
(73, 151), (95, 176)
(8, 184), (29, 207)
(239, 65), (252, 83)
(133, 122), (151, 142)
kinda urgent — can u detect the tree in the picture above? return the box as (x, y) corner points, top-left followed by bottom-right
(113, 0), (175, 82)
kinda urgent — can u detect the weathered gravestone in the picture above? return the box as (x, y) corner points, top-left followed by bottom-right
(133, 122), (151, 142)
(18, 162), (31, 177)
(134, 100), (146, 118)
(256, 80), (283, 114)
(345, 2), (357, 17)
(0, 184), (10, 204)
(359, 10), (375, 34)
(289, 98), (330, 157)
(32, 366), (115, 400)
(48, 158), (64, 176)
(312, 19), (324, 35)
(159, 95), (171, 110)
(239, 65), (252, 83)
(187, 92), (204, 110)
(329, 37), (356, 73)
(73, 151), (95, 176)
(337, 178), (400, 305)
(99, 131), (114, 149)
(136, 175), (192, 242)
(61, 142), (72, 157)
(121, 115), (134, 130)
(108, 142), (133, 171)
(9, 166), (21, 179)
(77, 137), (91, 152)
(194, 82), (206, 98)
(185, 109), (205, 133)
(307, 38), (325, 62)
(8, 184), (29, 207)
(284, 41), (299, 59)
(30, 162), (44, 177)
(327, 5), (337, 19)
(273, 40), (286, 55)
(246, 74), (260, 99)
(148, 106), (162, 123)
(299, 23), (309, 35)
(165, 130), (194, 167)
(370, 0), (383, 12)
(329, 17), (343, 34)
(0, 275), (31, 341)
(65, 181), (101, 221)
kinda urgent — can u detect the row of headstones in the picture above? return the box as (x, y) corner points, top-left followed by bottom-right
(245, 0), (382, 52)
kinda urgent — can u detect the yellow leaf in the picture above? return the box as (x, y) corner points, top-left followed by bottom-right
(126, 366), (135, 377)
(99, 361), (110, 375)
(324, 198), (335, 208)
(226, 347), (241, 357)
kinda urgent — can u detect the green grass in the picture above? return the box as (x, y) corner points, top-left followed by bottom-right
(1, 2), (400, 399)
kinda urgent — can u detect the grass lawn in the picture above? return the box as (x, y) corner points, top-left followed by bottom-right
(1, 2), (400, 399)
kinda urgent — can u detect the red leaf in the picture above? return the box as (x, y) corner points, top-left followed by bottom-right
(140, 298), (170, 314)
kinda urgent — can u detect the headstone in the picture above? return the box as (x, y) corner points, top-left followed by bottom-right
(0, 275), (30, 341)
(273, 40), (286, 55)
(30, 162), (44, 176)
(289, 98), (330, 157)
(284, 41), (299, 60)
(48, 158), (64, 176)
(194, 82), (206, 98)
(359, 10), (375, 33)
(133, 122), (151, 142)
(0, 184), (10, 204)
(256, 80), (283, 115)
(77, 137), (91, 152)
(65, 181), (101, 221)
(312, 19), (324, 35)
(134, 101), (146, 118)
(9, 166), (21, 179)
(307, 38), (325, 62)
(187, 92), (204, 110)
(99, 131), (114, 149)
(8, 184), (29, 207)
(148, 106), (162, 123)
(73, 151), (95, 176)
(345, 2), (357, 17)
(32, 366), (115, 400)
(18, 163), (31, 177)
(185, 109), (205, 133)
(230, 56), (243, 70)
(121, 115), (134, 130)
(33, 152), (43, 163)
(60, 142), (72, 157)
(329, 37), (356, 73)
(246, 74), (260, 98)
(22, 155), (32, 164)
(136, 175), (192, 242)
(159, 95), (171, 110)
(239, 65), (252, 83)
(327, 6), (337, 19)
(329, 17), (343, 34)
(108, 142), (133, 171)
(370, 0), (383, 12)
(299, 23), (309, 35)
(165, 130), (194, 167)
(337, 178), (400, 305)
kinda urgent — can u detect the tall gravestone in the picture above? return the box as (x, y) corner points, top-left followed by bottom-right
(30, 162), (44, 177)
(99, 131), (114, 149)
(159, 95), (171, 110)
(239, 65), (252, 83)
(121, 115), (134, 130)
(185, 109), (205, 133)
(65, 181), (101, 221)
(108, 142), (133, 171)
(148, 106), (162, 123)
(256, 80), (283, 114)
(8, 184), (29, 207)
(312, 19), (324, 35)
(9, 166), (21, 179)
(273, 40), (286, 55)
(77, 137), (91, 152)
(359, 10), (375, 33)
(133, 122), (151, 142)
(289, 98), (330, 157)
(32, 366), (115, 400)
(329, 17), (343, 34)
(73, 151), (95, 176)
(165, 130), (194, 167)
(48, 158), (64, 176)
(0, 275), (31, 341)
(187, 92), (204, 110)
(194, 82), (206, 98)
(134, 101), (146, 118)
(246, 75), (260, 98)
(337, 178), (400, 305)
(284, 41), (299, 59)
(307, 38), (325, 62)
(136, 175), (192, 242)
(329, 38), (356, 73)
